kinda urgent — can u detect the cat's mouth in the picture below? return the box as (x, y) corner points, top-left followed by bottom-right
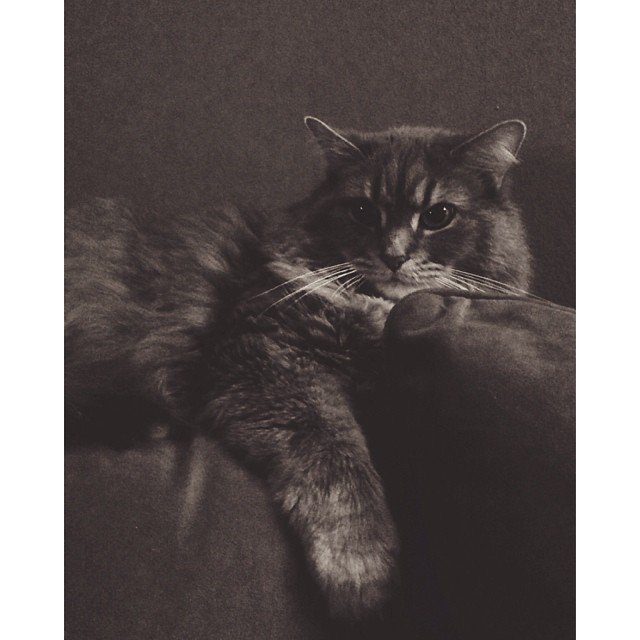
(337, 259), (506, 301)
(362, 262), (473, 300)
(374, 263), (429, 286)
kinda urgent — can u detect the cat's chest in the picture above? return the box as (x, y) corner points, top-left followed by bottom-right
(224, 292), (392, 369)
(276, 294), (391, 354)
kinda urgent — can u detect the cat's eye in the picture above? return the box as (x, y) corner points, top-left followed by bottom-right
(346, 198), (380, 227)
(419, 202), (457, 231)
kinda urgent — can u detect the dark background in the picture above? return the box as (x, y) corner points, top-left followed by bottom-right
(65, 4), (575, 637)
(65, 0), (575, 307)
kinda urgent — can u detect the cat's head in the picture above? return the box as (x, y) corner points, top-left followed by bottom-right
(284, 117), (532, 301)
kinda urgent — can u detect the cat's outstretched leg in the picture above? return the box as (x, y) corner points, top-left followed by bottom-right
(203, 365), (398, 619)
(274, 422), (398, 618)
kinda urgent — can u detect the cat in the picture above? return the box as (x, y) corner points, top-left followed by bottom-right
(65, 116), (532, 618)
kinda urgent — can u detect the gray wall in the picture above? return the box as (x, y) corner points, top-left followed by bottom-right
(66, 0), (575, 306)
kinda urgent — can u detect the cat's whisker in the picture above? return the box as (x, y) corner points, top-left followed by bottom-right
(250, 262), (353, 300)
(280, 268), (358, 311)
(269, 268), (355, 307)
(328, 275), (356, 303)
(450, 269), (520, 292)
(430, 275), (445, 289)
(333, 273), (364, 300)
(450, 269), (506, 289)
(451, 273), (540, 300)
(348, 274), (365, 292)
(447, 272), (510, 295)
(432, 274), (469, 291)
(443, 273), (490, 293)
(261, 267), (356, 314)
(450, 269), (547, 301)
(445, 274), (484, 292)
(325, 274), (356, 306)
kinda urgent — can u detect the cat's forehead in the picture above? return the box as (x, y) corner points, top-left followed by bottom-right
(341, 145), (439, 207)
(339, 156), (475, 214)
(365, 161), (428, 207)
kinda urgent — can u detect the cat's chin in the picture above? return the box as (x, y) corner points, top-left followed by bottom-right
(368, 280), (424, 302)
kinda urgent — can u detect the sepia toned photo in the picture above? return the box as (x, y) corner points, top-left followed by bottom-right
(65, 2), (576, 638)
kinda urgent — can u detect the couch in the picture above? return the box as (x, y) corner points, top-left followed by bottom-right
(65, 290), (575, 639)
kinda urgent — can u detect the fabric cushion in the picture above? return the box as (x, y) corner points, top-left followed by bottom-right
(65, 291), (575, 639)
(378, 291), (575, 639)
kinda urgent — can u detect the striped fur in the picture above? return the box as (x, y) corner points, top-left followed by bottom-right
(65, 118), (532, 617)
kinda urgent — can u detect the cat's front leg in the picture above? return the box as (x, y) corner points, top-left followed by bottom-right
(277, 419), (399, 618)
(204, 363), (398, 618)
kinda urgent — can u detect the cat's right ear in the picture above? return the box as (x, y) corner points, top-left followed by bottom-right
(304, 116), (365, 165)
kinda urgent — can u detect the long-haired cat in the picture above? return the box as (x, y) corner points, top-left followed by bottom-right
(65, 117), (532, 617)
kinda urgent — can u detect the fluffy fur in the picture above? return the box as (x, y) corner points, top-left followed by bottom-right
(65, 118), (533, 617)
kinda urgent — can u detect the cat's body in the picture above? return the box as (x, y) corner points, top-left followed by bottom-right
(65, 118), (532, 617)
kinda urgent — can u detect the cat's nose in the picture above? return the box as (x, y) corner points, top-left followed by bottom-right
(382, 254), (409, 272)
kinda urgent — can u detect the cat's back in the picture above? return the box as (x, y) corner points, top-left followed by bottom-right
(65, 197), (264, 292)
(65, 198), (266, 407)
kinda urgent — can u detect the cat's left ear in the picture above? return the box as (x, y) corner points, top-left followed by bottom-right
(304, 116), (365, 165)
(452, 120), (527, 187)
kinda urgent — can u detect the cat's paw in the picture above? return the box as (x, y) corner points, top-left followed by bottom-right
(307, 509), (399, 619)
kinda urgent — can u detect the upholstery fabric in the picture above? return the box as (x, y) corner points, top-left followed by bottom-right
(65, 3), (575, 635)
(65, 292), (575, 639)
(380, 291), (575, 639)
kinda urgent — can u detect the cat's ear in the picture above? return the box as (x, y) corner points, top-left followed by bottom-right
(304, 116), (365, 165)
(452, 120), (526, 186)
